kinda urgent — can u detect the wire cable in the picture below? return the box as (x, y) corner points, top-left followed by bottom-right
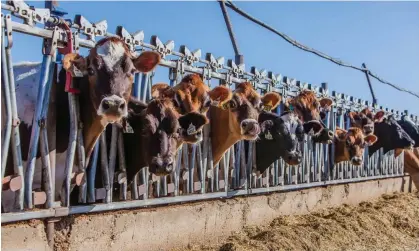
(224, 0), (419, 100)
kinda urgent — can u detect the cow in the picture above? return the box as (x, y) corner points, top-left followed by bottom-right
(254, 93), (324, 174)
(3, 36), (161, 210)
(150, 73), (214, 145)
(334, 127), (377, 166)
(348, 108), (378, 136)
(208, 82), (281, 166)
(368, 112), (415, 156)
(122, 74), (231, 178)
(122, 97), (209, 178)
(395, 115), (419, 179)
(284, 90), (334, 144)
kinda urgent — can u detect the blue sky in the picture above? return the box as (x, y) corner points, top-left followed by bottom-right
(10, 1), (419, 115)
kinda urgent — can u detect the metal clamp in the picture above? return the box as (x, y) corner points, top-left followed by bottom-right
(150, 36), (174, 58)
(179, 45), (201, 66)
(267, 71), (281, 90)
(8, 1), (51, 26)
(116, 26), (144, 52)
(43, 26), (59, 56)
(250, 67), (267, 90)
(224, 59), (245, 86)
(5, 14), (13, 49)
(74, 15), (108, 41)
(282, 76), (296, 97)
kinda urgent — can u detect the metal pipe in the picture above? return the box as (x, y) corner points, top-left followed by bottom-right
(87, 142), (99, 203)
(108, 124), (119, 201)
(1, 23), (12, 179)
(74, 96), (86, 204)
(117, 129), (127, 201)
(100, 133), (110, 203)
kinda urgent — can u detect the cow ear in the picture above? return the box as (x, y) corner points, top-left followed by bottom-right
(261, 92), (281, 111)
(319, 97), (333, 108)
(260, 120), (274, 133)
(208, 86), (232, 107)
(128, 97), (148, 114)
(133, 51), (161, 73)
(151, 83), (172, 99)
(349, 112), (361, 124)
(335, 128), (347, 141)
(178, 112), (208, 135)
(374, 111), (386, 122)
(364, 134), (377, 146)
(303, 120), (323, 135)
(361, 108), (373, 119)
(62, 53), (87, 77)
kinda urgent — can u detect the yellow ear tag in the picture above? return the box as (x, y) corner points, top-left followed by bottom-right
(221, 102), (229, 110)
(263, 100), (273, 112)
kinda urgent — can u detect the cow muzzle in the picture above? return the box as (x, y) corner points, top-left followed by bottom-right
(351, 156), (363, 166)
(363, 125), (374, 136)
(98, 95), (128, 123)
(241, 119), (260, 140)
(149, 157), (174, 176)
(284, 150), (302, 166)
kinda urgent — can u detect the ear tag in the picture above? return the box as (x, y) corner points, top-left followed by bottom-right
(265, 131), (273, 140)
(288, 104), (294, 111)
(263, 101), (273, 112)
(71, 65), (84, 78)
(187, 123), (197, 135)
(307, 128), (315, 136)
(211, 100), (220, 107)
(123, 121), (134, 134)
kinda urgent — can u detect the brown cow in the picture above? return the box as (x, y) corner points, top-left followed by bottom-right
(150, 74), (215, 144)
(209, 82), (281, 166)
(285, 90), (334, 144)
(334, 127), (377, 165)
(348, 108), (384, 136)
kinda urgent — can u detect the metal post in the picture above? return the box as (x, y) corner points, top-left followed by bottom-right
(87, 142), (99, 203)
(362, 63), (378, 106)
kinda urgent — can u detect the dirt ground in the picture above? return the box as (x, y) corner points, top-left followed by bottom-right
(181, 192), (419, 251)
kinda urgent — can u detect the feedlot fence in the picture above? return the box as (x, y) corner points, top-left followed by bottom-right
(1, 1), (417, 224)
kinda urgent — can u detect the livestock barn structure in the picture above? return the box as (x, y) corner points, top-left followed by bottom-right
(1, 1), (419, 250)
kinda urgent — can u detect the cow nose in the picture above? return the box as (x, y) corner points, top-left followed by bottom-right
(363, 125), (373, 135)
(100, 96), (126, 115)
(327, 130), (334, 138)
(351, 156), (363, 166)
(165, 163), (174, 173)
(241, 119), (260, 136)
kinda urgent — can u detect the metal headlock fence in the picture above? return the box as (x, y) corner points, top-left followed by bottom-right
(1, 1), (418, 225)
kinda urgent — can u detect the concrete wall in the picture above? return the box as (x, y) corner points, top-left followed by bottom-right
(2, 175), (418, 251)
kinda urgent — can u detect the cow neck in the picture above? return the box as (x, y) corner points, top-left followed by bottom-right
(333, 139), (350, 163)
(77, 78), (106, 165)
(209, 106), (241, 166)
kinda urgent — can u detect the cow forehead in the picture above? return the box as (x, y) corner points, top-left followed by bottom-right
(94, 39), (128, 71)
(280, 113), (301, 133)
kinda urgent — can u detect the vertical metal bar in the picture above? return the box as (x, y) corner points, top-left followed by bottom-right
(1, 24), (12, 179)
(208, 137), (214, 193)
(189, 145), (197, 193)
(25, 54), (53, 208)
(100, 133), (111, 203)
(39, 57), (56, 209)
(117, 130), (127, 200)
(87, 142), (99, 203)
(362, 63), (378, 105)
(108, 124), (119, 202)
(234, 142), (242, 189)
(174, 146), (183, 196)
(182, 144), (189, 194)
(196, 142), (203, 194)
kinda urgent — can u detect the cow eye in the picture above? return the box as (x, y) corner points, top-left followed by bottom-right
(229, 100), (237, 109)
(87, 67), (95, 76)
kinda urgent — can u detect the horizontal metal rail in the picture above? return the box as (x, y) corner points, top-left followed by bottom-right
(1, 173), (408, 224)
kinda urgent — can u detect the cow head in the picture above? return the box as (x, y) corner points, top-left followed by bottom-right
(126, 97), (207, 176)
(335, 127), (377, 166)
(285, 90), (333, 144)
(348, 108), (376, 136)
(151, 74), (215, 144)
(369, 112), (415, 155)
(209, 83), (280, 165)
(63, 37), (160, 124)
(256, 94), (323, 172)
(398, 115), (419, 148)
(62, 37), (160, 159)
